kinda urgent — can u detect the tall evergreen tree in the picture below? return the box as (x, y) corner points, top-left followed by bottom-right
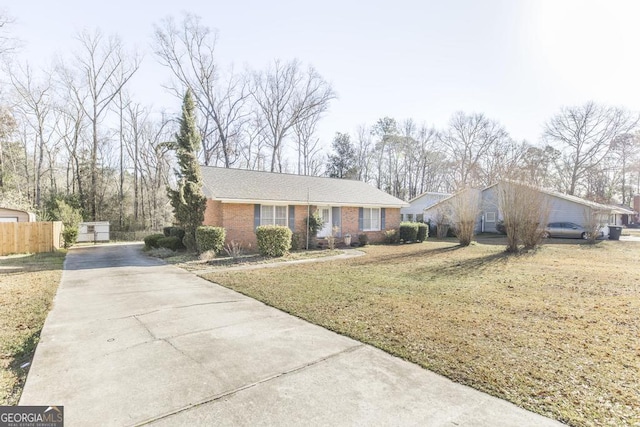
(327, 132), (358, 179)
(168, 89), (206, 251)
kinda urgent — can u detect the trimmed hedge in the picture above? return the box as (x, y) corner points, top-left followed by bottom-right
(256, 225), (292, 257)
(417, 223), (428, 242)
(158, 236), (182, 251)
(384, 229), (399, 244)
(195, 226), (226, 253)
(144, 233), (165, 249)
(358, 233), (369, 246)
(399, 222), (419, 242)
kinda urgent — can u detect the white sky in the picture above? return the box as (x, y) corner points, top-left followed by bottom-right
(5, 0), (640, 149)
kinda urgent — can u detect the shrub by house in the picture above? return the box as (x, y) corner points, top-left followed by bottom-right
(256, 225), (292, 257)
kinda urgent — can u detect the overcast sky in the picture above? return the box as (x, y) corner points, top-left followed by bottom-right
(5, 0), (640, 149)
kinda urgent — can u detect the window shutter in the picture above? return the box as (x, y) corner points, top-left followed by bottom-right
(332, 207), (341, 237)
(254, 204), (261, 230)
(288, 206), (295, 231)
(381, 208), (386, 229)
(358, 207), (364, 231)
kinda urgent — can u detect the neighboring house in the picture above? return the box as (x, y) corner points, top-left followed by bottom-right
(608, 205), (636, 226)
(424, 182), (622, 236)
(200, 167), (408, 248)
(400, 191), (450, 222)
(0, 207), (36, 222)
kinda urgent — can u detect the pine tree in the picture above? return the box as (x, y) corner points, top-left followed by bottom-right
(168, 89), (207, 251)
(327, 132), (358, 179)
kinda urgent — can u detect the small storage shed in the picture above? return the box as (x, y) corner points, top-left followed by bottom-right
(77, 221), (110, 242)
(0, 207), (36, 222)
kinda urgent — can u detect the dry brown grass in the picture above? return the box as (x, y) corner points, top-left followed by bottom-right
(0, 251), (65, 405)
(202, 240), (640, 427)
(167, 249), (342, 272)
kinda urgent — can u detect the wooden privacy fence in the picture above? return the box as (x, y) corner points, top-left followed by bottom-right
(0, 221), (63, 256)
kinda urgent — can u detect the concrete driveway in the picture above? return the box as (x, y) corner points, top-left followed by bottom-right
(20, 244), (564, 426)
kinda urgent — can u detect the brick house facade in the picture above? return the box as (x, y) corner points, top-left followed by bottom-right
(200, 167), (408, 249)
(204, 201), (402, 248)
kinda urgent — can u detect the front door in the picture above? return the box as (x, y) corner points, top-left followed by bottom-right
(317, 207), (332, 237)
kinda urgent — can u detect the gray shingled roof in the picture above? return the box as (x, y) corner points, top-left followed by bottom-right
(200, 167), (408, 207)
(424, 181), (628, 213)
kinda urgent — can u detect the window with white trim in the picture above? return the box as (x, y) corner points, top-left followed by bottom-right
(363, 208), (380, 231)
(261, 205), (288, 226)
(485, 212), (496, 223)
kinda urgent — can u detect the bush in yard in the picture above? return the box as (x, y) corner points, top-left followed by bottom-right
(256, 225), (292, 257)
(417, 223), (428, 242)
(449, 187), (480, 246)
(195, 226), (226, 253)
(62, 226), (79, 249)
(52, 199), (83, 248)
(163, 226), (186, 241)
(144, 233), (165, 249)
(384, 229), (399, 244)
(399, 222), (419, 242)
(290, 232), (302, 251)
(498, 182), (550, 252)
(158, 236), (182, 251)
(427, 220), (437, 239)
(161, 227), (186, 249)
(358, 233), (369, 246)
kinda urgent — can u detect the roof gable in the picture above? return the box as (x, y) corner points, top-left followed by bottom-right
(423, 182), (619, 213)
(200, 167), (408, 208)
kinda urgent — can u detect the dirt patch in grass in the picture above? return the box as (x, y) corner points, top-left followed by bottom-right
(0, 251), (65, 405)
(201, 241), (640, 427)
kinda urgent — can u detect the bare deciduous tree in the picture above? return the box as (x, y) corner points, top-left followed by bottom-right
(0, 11), (19, 59)
(441, 112), (511, 189)
(153, 14), (250, 168)
(63, 29), (140, 220)
(447, 187), (480, 246)
(498, 181), (550, 252)
(610, 133), (640, 205)
(0, 106), (17, 189)
(293, 110), (324, 176)
(8, 64), (55, 208)
(543, 101), (639, 197)
(250, 59), (335, 172)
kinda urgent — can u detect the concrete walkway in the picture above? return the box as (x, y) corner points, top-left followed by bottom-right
(21, 244), (564, 426)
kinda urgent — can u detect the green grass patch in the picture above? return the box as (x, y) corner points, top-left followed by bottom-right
(200, 241), (640, 427)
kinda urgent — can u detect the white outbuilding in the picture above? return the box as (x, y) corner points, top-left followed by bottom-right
(77, 221), (110, 242)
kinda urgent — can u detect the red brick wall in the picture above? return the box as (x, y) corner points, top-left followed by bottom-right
(203, 200), (223, 227)
(341, 207), (401, 243)
(203, 201), (402, 249)
(341, 206), (360, 237)
(221, 203), (257, 250)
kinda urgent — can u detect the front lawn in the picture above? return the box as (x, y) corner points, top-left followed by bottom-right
(0, 251), (65, 405)
(201, 241), (640, 427)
